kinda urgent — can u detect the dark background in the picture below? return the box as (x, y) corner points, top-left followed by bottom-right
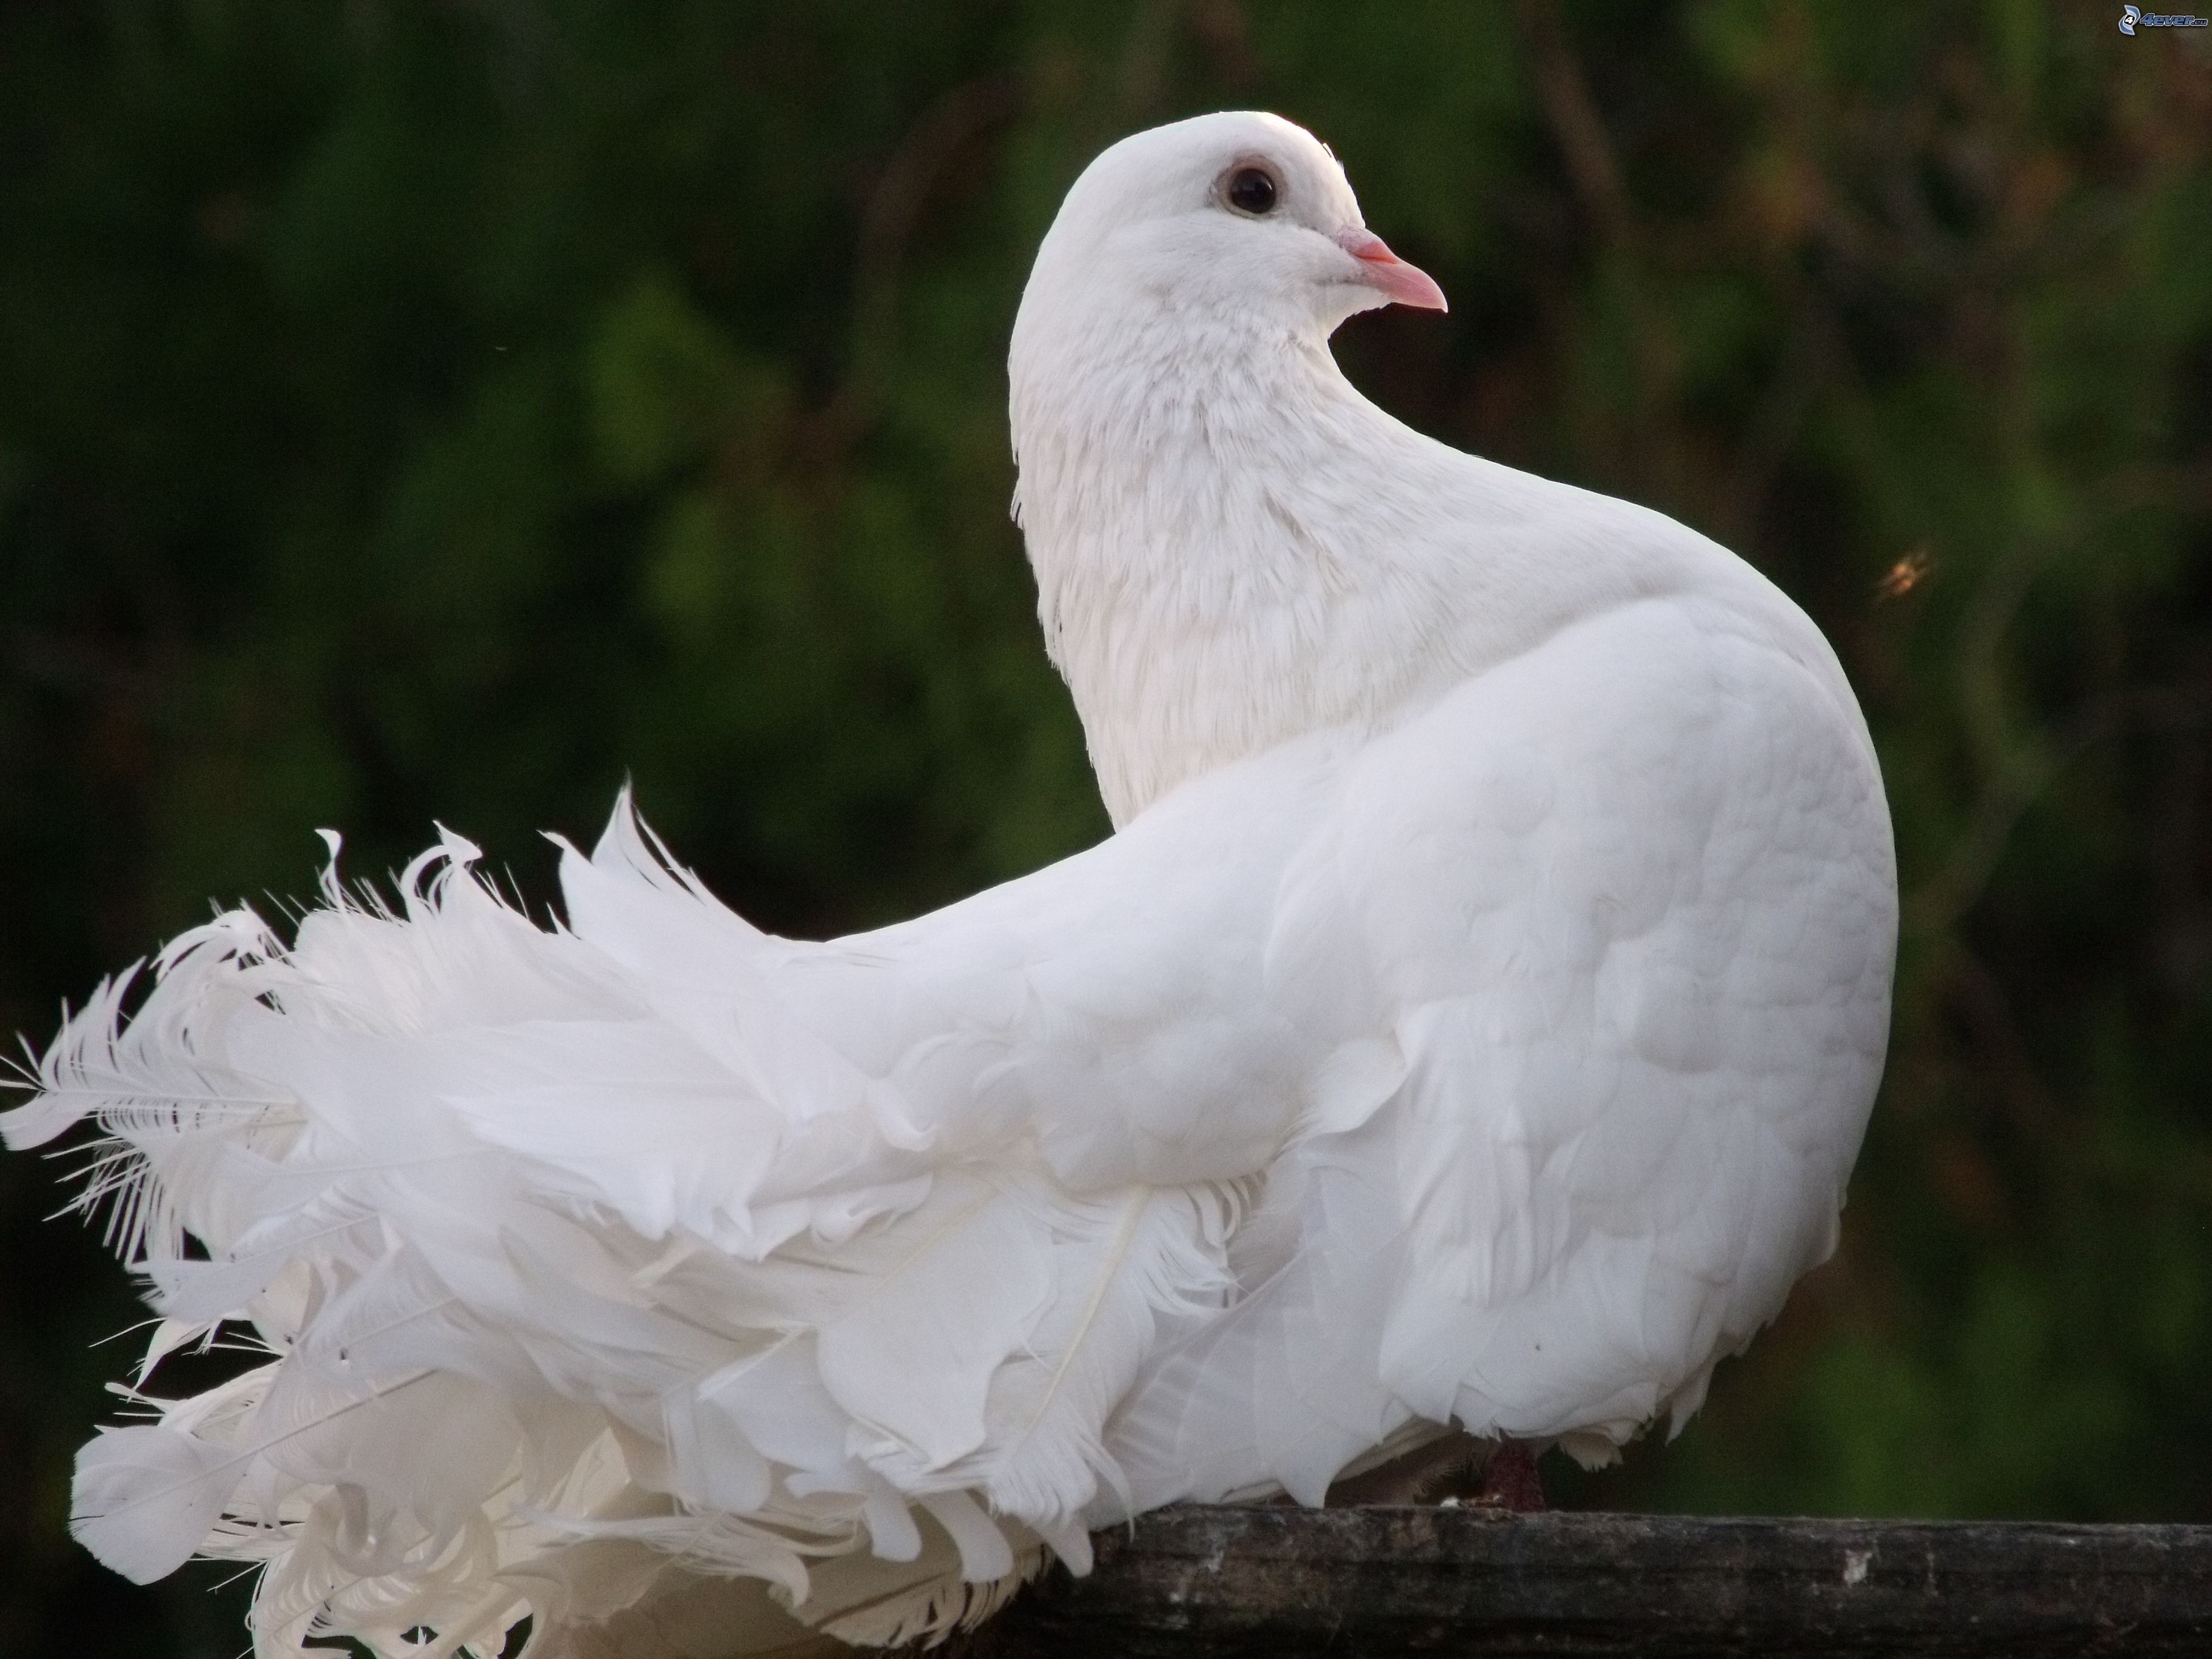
(2, 3), (2207, 1654)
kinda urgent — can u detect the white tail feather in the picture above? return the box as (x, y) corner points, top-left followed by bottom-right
(20, 800), (1293, 1655)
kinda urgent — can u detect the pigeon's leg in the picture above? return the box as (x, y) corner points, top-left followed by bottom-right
(1327, 1433), (1551, 1508)
(1326, 1431), (1487, 1505)
(1472, 1440), (1547, 1513)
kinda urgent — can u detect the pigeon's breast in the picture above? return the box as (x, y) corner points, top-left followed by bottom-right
(1027, 469), (1759, 826)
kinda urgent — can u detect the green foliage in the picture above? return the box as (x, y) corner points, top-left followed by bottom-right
(0, 4), (2205, 1654)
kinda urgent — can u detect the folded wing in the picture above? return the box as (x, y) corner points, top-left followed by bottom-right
(1099, 593), (1894, 1512)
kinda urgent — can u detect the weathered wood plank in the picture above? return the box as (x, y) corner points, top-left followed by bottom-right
(959, 1508), (2212, 1657)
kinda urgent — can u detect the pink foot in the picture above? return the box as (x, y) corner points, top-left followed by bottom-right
(1473, 1442), (1547, 1512)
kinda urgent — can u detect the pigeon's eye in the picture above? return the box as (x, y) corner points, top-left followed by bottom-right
(1224, 167), (1279, 216)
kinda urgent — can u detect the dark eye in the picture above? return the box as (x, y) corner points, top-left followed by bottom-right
(1225, 167), (1278, 215)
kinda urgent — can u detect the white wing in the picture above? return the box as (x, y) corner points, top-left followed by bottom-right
(1099, 591), (1895, 1510)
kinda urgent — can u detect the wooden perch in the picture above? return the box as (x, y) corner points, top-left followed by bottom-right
(958, 1507), (2212, 1657)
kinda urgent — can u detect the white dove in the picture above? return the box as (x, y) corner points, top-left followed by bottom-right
(5, 111), (1895, 1658)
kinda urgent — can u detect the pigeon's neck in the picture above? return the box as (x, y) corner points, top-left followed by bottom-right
(1011, 308), (1605, 826)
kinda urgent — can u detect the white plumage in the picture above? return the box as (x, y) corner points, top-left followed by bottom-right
(5, 112), (1895, 1658)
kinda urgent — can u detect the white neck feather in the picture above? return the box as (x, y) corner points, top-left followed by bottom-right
(1010, 295), (1738, 826)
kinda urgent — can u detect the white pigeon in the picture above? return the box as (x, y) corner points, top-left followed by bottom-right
(5, 111), (1895, 1659)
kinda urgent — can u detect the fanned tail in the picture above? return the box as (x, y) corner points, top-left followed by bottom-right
(5, 799), (1256, 1656)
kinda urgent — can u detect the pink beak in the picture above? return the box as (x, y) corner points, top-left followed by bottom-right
(1334, 227), (1448, 312)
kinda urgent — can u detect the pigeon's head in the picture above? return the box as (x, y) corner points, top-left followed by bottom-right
(1014, 111), (1445, 358)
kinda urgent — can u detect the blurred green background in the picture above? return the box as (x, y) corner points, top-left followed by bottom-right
(1, 1), (2207, 1653)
